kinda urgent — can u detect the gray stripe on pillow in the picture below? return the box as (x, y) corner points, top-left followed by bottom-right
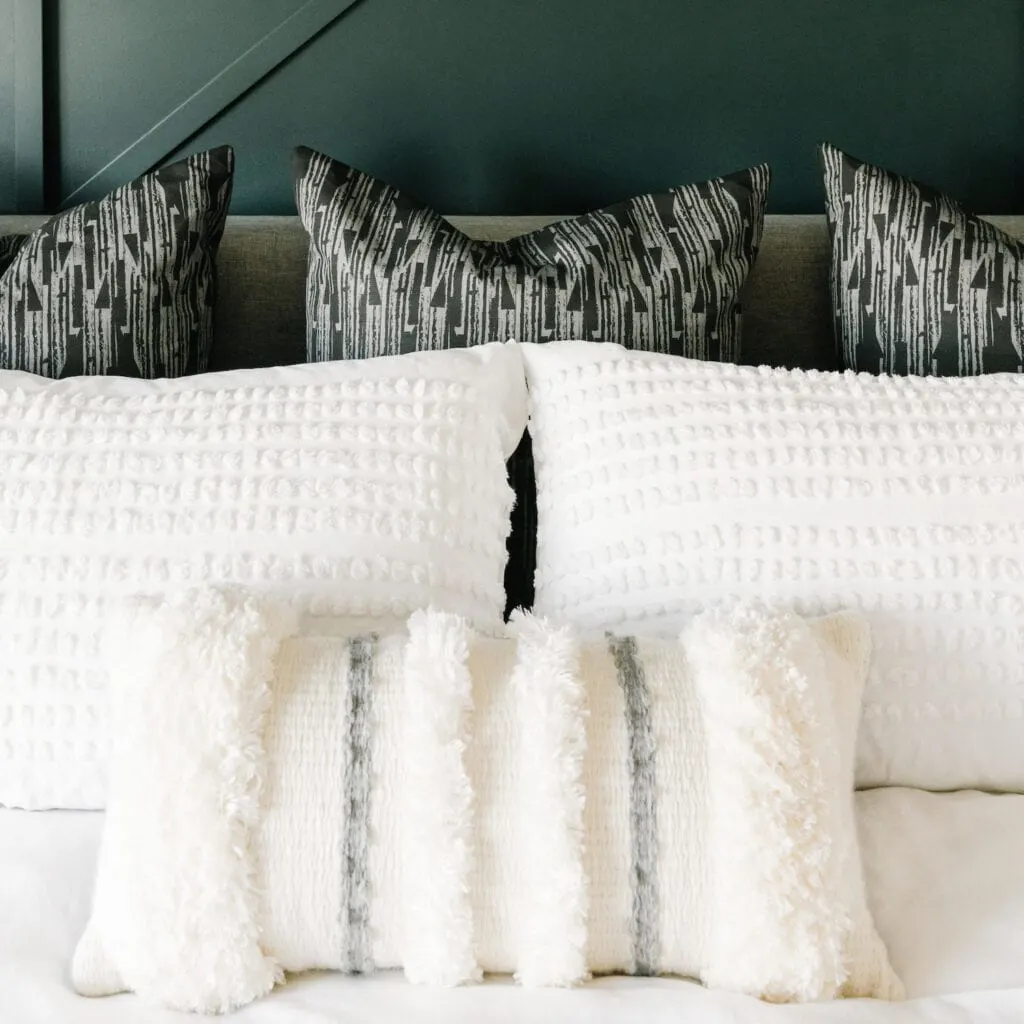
(341, 633), (376, 973)
(608, 634), (660, 976)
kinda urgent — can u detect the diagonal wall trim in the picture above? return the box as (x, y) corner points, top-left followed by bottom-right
(13, 0), (44, 212)
(61, 0), (365, 207)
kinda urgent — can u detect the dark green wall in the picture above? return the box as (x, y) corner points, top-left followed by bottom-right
(0, 4), (15, 209)
(2, 0), (1023, 215)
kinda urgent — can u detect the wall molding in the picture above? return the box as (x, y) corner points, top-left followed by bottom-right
(13, 0), (44, 211)
(61, 0), (365, 207)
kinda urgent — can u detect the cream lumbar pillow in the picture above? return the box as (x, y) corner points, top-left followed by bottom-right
(0, 339), (525, 811)
(72, 587), (901, 1013)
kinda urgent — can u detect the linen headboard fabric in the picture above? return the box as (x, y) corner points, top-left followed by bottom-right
(2, 214), (1022, 373)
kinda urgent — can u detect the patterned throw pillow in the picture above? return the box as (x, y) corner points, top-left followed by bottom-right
(0, 147), (234, 378)
(295, 147), (770, 613)
(820, 142), (1024, 375)
(0, 235), (25, 278)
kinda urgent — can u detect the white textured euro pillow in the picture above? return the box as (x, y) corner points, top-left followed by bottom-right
(72, 587), (899, 1012)
(0, 342), (525, 809)
(522, 340), (1024, 792)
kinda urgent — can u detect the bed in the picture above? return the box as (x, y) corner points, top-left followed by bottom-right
(3, 789), (1023, 1022)
(2, 212), (1023, 1022)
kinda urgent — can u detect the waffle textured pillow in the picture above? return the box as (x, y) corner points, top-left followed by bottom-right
(0, 342), (525, 810)
(522, 340), (1024, 792)
(819, 142), (1024, 376)
(295, 146), (770, 613)
(72, 588), (900, 1013)
(0, 147), (234, 378)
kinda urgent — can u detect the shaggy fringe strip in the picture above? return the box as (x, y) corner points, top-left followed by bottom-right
(508, 611), (588, 987)
(685, 603), (848, 1003)
(400, 609), (480, 986)
(73, 587), (297, 1013)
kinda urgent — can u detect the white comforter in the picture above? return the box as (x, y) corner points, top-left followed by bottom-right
(3, 789), (1023, 1023)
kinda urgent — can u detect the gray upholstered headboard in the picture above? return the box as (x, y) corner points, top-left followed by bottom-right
(2, 214), (1022, 373)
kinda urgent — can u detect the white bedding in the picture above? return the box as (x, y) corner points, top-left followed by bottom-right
(2, 789), (1023, 1023)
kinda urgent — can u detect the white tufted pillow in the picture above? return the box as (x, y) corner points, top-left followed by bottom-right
(522, 340), (1024, 792)
(0, 342), (525, 809)
(72, 587), (899, 1013)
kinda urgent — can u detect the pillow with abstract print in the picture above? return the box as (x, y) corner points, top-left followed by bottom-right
(819, 142), (1024, 376)
(0, 234), (24, 277)
(0, 146), (234, 378)
(294, 147), (770, 613)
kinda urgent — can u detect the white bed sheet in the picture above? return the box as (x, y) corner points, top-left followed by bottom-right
(2, 789), (1023, 1024)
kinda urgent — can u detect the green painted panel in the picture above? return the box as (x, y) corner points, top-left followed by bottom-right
(0, 2), (16, 212)
(55, 0), (309, 197)
(175, 0), (1024, 215)
(38, 0), (1024, 215)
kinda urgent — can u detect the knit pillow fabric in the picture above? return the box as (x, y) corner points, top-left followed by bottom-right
(72, 587), (900, 1013)
(0, 342), (525, 810)
(522, 339), (1024, 792)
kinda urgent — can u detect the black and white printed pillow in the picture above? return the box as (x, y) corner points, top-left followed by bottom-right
(0, 147), (234, 378)
(294, 146), (770, 612)
(0, 235), (24, 278)
(820, 142), (1024, 376)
